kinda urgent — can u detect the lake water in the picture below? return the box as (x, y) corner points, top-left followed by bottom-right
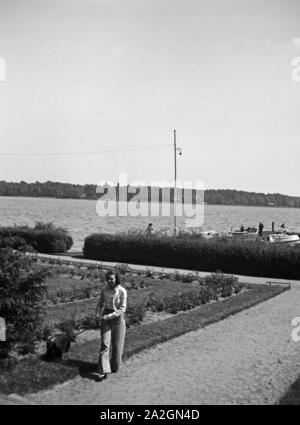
(0, 196), (300, 251)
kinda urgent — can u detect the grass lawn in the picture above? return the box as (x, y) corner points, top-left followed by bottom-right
(0, 283), (289, 396)
(0, 357), (78, 396)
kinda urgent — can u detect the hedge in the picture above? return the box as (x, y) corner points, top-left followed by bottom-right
(83, 233), (300, 279)
(0, 225), (73, 253)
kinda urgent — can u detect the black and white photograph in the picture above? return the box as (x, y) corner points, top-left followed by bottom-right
(1, 0), (300, 408)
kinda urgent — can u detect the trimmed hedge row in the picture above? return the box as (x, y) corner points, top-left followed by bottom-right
(0, 225), (73, 253)
(83, 233), (300, 279)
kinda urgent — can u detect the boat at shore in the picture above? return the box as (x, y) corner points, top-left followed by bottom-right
(199, 230), (221, 239)
(267, 233), (300, 246)
(181, 224), (300, 247)
(229, 227), (259, 240)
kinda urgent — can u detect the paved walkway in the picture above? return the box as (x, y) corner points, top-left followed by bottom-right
(27, 280), (300, 405)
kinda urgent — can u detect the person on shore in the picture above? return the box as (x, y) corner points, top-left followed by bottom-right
(95, 270), (127, 381)
(146, 223), (154, 236)
(258, 221), (264, 237)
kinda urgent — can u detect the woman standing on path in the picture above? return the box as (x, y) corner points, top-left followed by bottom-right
(95, 270), (127, 381)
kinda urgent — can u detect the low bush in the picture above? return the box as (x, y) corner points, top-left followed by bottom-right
(115, 263), (131, 275)
(84, 233), (300, 279)
(147, 294), (166, 312)
(0, 222), (73, 253)
(126, 302), (148, 326)
(182, 273), (197, 283)
(162, 287), (211, 314)
(145, 268), (154, 277)
(202, 271), (240, 298)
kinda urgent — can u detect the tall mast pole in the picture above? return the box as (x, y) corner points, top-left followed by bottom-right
(174, 129), (177, 235)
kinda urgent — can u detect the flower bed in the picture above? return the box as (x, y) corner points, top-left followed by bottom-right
(41, 272), (243, 334)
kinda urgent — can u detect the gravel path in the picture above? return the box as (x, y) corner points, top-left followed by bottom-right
(29, 283), (300, 405)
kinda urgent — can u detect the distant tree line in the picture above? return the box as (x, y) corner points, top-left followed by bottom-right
(204, 189), (300, 208)
(0, 180), (96, 199)
(0, 180), (300, 208)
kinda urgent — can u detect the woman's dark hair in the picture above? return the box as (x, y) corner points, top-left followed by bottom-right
(105, 270), (120, 286)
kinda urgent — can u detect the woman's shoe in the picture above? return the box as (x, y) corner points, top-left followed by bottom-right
(97, 373), (107, 381)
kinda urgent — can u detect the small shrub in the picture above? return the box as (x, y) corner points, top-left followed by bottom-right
(84, 287), (92, 298)
(139, 279), (146, 288)
(145, 268), (154, 278)
(164, 295), (182, 314)
(126, 302), (147, 326)
(81, 315), (98, 329)
(233, 281), (243, 294)
(115, 263), (131, 275)
(172, 270), (181, 281)
(147, 295), (166, 312)
(182, 273), (196, 283)
(130, 278), (139, 290)
(161, 272), (172, 280)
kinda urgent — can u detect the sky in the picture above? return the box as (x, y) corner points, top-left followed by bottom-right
(0, 0), (299, 195)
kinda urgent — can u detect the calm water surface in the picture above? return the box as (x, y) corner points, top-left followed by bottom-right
(0, 196), (299, 251)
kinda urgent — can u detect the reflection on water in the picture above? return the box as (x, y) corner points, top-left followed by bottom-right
(0, 196), (300, 251)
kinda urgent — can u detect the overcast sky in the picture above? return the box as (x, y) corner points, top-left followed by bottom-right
(0, 0), (299, 195)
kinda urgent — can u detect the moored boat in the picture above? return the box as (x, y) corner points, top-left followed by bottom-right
(268, 233), (300, 246)
(230, 228), (259, 240)
(200, 230), (220, 239)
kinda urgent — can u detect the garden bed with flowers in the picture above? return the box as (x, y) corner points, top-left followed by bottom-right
(39, 258), (245, 336)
